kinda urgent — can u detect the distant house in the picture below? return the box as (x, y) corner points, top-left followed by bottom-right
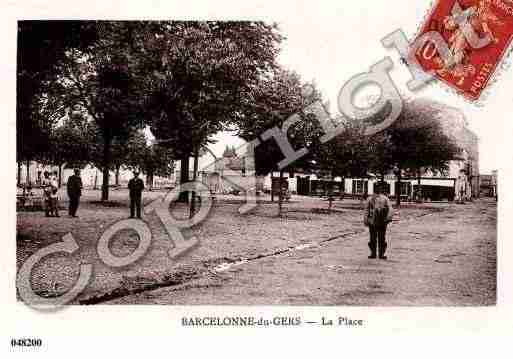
(173, 145), (263, 194)
(16, 162), (174, 190)
(270, 103), (479, 202)
(169, 103), (479, 202)
(480, 171), (497, 197)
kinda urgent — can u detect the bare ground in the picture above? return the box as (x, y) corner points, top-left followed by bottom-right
(16, 189), (496, 306)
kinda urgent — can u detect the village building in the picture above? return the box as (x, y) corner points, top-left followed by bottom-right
(191, 103), (479, 202)
(479, 170), (498, 198)
(16, 162), (173, 191)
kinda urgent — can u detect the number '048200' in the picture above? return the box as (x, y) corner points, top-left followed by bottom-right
(10, 338), (42, 347)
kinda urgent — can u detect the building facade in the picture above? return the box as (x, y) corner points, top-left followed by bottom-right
(16, 162), (174, 189)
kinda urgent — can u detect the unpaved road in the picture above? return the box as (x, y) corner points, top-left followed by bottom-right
(94, 196), (496, 306)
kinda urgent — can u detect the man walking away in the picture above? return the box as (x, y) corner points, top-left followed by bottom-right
(67, 169), (83, 217)
(128, 171), (144, 219)
(364, 182), (393, 259)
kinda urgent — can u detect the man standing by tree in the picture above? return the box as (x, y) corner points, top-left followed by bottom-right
(364, 182), (393, 259)
(128, 170), (144, 219)
(67, 169), (83, 217)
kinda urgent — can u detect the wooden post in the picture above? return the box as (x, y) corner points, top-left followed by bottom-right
(278, 170), (284, 217)
(17, 162), (21, 186)
(417, 169), (422, 203)
(396, 168), (402, 207)
(26, 160), (30, 186)
(101, 131), (111, 201)
(189, 148), (199, 219)
(58, 164), (62, 188)
(115, 165), (120, 186)
(271, 173), (274, 202)
(328, 172), (334, 214)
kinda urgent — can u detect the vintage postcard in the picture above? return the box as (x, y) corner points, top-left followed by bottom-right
(2, 0), (513, 356)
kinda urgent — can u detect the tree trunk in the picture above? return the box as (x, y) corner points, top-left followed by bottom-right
(396, 168), (402, 207)
(26, 160), (30, 186)
(178, 156), (190, 203)
(58, 164), (63, 188)
(94, 169), (98, 190)
(17, 162), (21, 186)
(115, 165), (120, 186)
(328, 171), (334, 214)
(189, 149), (199, 219)
(101, 166), (110, 201)
(101, 132), (111, 202)
(271, 174), (274, 202)
(147, 171), (154, 192)
(278, 170), (284, 217)
(417, 169), (422, 202)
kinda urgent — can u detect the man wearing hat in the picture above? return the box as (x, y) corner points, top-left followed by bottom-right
(128, 170), (145, 218)
(363, 182), (393, 259)
(67, 169), (83, 217)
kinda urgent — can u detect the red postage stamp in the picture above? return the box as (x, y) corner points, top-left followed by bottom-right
(412, 0), (513, 100)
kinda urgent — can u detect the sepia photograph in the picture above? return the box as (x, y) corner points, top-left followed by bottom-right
(6, 0), (513, 356)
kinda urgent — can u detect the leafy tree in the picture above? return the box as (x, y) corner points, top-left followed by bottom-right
(237, 68), (324, 215)
(366, 132), (395, 182)
(123, 131), (175, 190)
(316, 98), (461, 207)
(136, 21), (282, 215)
(17, 21), (97, 185)
(45, 106), (95, 186)
(314, 119), (374, 210)
(386, 99), (461, 204)
(88, 126), (134, 187)
(238, 69), (324, 174)
(356, 98), (461, 206)
(40, 22), (150, 201)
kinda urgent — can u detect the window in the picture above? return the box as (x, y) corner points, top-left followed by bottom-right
(400, 182), (411, 196)
(352, 179), (368, 194)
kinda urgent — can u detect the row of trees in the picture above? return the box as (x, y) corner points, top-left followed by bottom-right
(18, 21), (282, 202)
(18, 100), (174, 190)
(313, 99), (462, 207)
(18, 21), (461, 211)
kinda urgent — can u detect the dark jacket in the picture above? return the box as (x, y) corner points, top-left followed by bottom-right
(67, 175), (83, 198)
(364, 194), (393, 227)
(128, 177), (144, 197)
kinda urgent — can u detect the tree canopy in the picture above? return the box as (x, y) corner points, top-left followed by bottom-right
(19, 21), (463, 209)
(17, 21), (97, 163)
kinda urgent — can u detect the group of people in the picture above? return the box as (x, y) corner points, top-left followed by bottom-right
(42, 168), (387, 259)
(41, 169), (145, 219)
(42, 169), (83, 218)
(41, 171), (60, 217)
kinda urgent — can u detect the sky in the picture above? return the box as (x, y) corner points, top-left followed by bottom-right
(207, 0), (512, 174)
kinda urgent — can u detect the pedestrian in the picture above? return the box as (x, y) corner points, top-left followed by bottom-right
(128, 170), (144, 219)
(363, 182), (393, 259)
(49, 171), (60, 217)
(67, 169), (83, 217)
(42, 171), (52, 217)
